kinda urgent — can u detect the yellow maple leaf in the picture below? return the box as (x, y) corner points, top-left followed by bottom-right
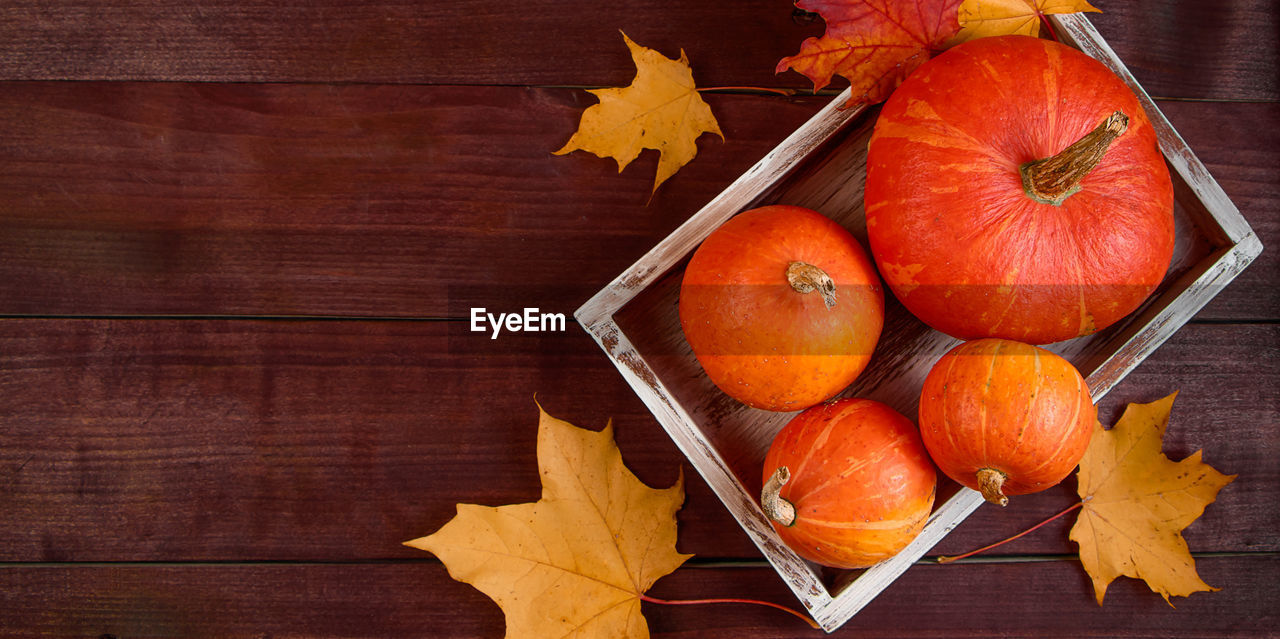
(554, 32), (723, 194)
(951, 0), (1100, 43)
(1069, 393), (1235, 605)
(405, 404), (689, 638)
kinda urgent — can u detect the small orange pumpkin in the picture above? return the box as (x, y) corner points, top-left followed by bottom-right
(917, 338), (1096, 506)
(679, 205), (884, 411)
(761, 398), (936, 568)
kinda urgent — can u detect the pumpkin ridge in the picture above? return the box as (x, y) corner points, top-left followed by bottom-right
(977, 338), (1005, 465)
(801, 430), (912, 502)
(1021, 365), (1090, 482)
(1016, 347), (1044, 457)
(1070, 235), (1094, 338)
(901, 105), (995, 159)
(1042, 41), (1062, 151)
(786, 409), (842, 495)
(950, 192), (1017, 245)
(799, 514), (925, 531)
(939, 349), (961, 459)
(978, 212), (1038, 339)
(984, 283), (1023, 340)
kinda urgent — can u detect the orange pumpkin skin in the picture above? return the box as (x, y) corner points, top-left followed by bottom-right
(762, 398), (936, 569)
(679, 205), (884, 411)
(918, 339), (1096, 506)
(865, 35), (1174, 344)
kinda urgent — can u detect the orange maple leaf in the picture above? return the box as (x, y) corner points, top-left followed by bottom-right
(951, 0), (1100, 43)
(1070, 393), (1235, 605)
(777, 0), (964, 106)
(555, 32), (723, 194)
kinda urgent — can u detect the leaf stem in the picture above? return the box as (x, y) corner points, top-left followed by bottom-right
(640, 593), (819, 629)
(697, 85), (797, 96)
(1039, 13), (1058, 42)
(935, 499), (1088, 564)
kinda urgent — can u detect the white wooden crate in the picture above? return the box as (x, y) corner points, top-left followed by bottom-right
(574, 14), (1262, 633)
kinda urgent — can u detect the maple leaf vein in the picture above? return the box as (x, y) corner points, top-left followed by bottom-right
(478, 505), (636, 597)
(1084, 506), (1185, 569)
(558, 594), (640, 639)
(1084, 424), (1154, 497)
(560, 436), (640, 593)
(608, 90), (703, 146)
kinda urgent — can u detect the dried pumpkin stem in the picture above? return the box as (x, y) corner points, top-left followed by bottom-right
(761, 466), (797, 526)
(976, 467), (1010, 507)
(785, 261), (837, 309)
(1020, 111), (1129, 206)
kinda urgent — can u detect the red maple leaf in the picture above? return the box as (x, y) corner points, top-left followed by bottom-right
(778, 0), (964, 106)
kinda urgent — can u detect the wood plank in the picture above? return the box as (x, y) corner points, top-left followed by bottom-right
(0, 556), (1275, 637)
(0, 318), (687, 562)
(648, 557), (1280, 637)
(1090, 0), (1279, 102)
(1158, 100), (1280, 321)
(0, 563), (503, 638)
(1, 320), (1274, 562)
(0, 0), (821, 88)
(0, 0), (1273, 102)
(0, 85), (1274, 319)
(0, 83), (826, 317)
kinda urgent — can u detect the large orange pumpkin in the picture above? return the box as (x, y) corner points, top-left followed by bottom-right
(864, 35), (1175, 344)
(679, 205), (884, 411)
(917, 338), (1096, 506)
(761, 398), (936, 569)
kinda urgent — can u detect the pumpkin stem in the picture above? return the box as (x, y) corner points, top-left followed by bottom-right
(1020, 111), (1129, 206)
(785, 261), (837, 309)
(976, 467), (1010, 507)
(761, 466), (797, 526)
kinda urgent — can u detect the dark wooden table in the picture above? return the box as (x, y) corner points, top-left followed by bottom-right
(1, 2), (1276, 637)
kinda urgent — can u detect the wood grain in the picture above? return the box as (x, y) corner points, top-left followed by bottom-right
(647, 557), (1280, 638)
(1158, 99), (1279, 321)
(0, 0), (1273, 101)
(0, 83), (827, 317)
(0, 318), (680, 561)
(1, 320), (1274, 563)
(1091, 0), (1279, 101)
(0, 86), (1274, 319)
(1, 557), (1275, 638)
